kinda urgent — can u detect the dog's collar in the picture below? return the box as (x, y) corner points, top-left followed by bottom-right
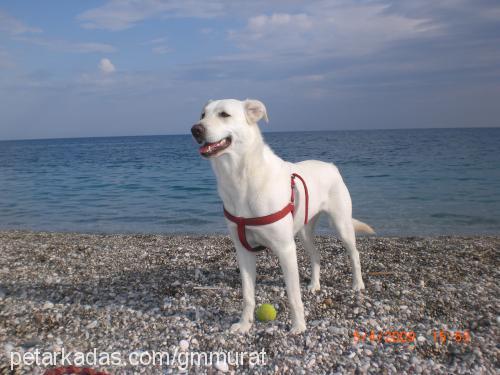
(223, 173), (309, 252)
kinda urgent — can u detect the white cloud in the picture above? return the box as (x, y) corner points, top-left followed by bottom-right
(14, 36), (116, 53)
(78, 0), (224, 31)
(0, 10), (42, 35)
(69, 42), (116, 54)
(289, 74), (326, 83)
(145, 37), (168, 45)
(230, 3), (436, 58)
(152, 45), (170, 55)
(248, 13), (312, 34)
(0, 48), (14, 68)
(479, 6), (500, 21)
(144, 36), (171, 55)
(99, 58), (116, 74)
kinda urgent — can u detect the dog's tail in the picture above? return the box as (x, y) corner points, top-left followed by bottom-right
(352, 218), (375, 234)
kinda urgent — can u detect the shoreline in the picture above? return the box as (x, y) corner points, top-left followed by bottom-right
(0, 231), (498, 374)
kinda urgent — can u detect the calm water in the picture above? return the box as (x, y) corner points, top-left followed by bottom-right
(0, 128), (499, 236)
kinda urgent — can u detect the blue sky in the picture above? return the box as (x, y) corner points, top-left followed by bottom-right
(0, 0), (499, 140)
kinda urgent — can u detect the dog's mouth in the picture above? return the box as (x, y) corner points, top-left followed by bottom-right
(199, 136), (232, 157)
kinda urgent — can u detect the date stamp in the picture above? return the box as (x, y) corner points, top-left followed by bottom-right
(353, 330), (416, 344)
(353, 329), (471, 344)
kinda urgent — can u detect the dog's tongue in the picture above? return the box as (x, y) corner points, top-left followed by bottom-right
(199, 138), (226, 155)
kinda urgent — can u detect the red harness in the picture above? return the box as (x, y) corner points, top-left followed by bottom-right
(223, 173), (309, 252)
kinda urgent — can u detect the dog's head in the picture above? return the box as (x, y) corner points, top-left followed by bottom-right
(191, 99), (268, 158)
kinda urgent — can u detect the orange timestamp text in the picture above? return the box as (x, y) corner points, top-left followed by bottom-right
(353, 329), (471, 344)
(432, 329), (471, 344)
(353, 330), (416, 344)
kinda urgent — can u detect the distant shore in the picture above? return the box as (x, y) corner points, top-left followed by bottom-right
(0, 231), (498, 374)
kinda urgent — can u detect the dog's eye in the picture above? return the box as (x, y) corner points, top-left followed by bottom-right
(219, 111), (230, 118)
(200, 112), (205, 119)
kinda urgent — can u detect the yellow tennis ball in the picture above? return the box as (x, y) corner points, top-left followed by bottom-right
(256, 303), (277, 322)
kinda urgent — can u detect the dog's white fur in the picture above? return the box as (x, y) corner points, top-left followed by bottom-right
(195, 99), (374, 334)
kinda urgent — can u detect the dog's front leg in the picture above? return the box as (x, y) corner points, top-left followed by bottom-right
(276, 241), (306, 334)
(230, 245), (257, 334)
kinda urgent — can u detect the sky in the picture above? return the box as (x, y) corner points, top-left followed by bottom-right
(0, 0), (499, 140)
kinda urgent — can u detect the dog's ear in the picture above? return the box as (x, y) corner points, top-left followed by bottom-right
(244, 99), (269, 124)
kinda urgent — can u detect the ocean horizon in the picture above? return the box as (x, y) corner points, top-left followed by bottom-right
(1, 127), (499, 236)
(2, 125), (499, 143)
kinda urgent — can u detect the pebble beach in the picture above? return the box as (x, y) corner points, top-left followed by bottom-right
(0, 231), (498, 374)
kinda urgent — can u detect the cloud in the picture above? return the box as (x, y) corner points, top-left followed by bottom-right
(78, 0), (225, 31)
(144, 36), (171, 55)
(2, 0), (500, 141)
(99, 58), (116, 74)
(13, 36), (116, 53)
(170, 0), (499, 106)
(0, 10), (42, 35)
(230, 3), (436, 58)
(480, 6), (500, 20)
(247, 13), (312, 34)
(152, 46), (170, 55)
(145, 37), (168, 45)
(0, 48), (14, 68)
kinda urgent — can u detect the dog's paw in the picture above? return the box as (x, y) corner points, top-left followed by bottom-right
(307, 282), (321, 293)
(289, 323), (307, 335)
(352, 280), (365, 292)
(230, 322), (252, 334)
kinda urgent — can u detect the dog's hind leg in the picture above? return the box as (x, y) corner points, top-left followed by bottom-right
(298, 213), (321, 292)
(230, 245), (257, 334)
(329, 213), (365, 291)
(327, 186), (365, 291)
(333, 217), (365, 291)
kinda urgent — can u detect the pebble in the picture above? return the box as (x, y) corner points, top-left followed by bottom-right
(86, 320), (98, 329)
(214, 360), (229, 373)
(307, 358), (316, 368)
(323, 297), (334, 307)
(42, 302), (54, 310)
(179, 339), (189, 351)
(4, 343), (14, 353)
(0, 232), (497, 374)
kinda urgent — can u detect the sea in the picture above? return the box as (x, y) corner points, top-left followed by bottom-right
(0, 128), (499, 236)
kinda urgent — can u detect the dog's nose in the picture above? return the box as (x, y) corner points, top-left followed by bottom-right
(191, 124), (205, 144)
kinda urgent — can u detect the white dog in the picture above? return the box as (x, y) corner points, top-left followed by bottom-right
(191, 99), (374, 334)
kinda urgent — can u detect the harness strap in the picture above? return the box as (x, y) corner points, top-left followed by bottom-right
(223, 173), (309, 252)
(291, 172), (309, 224)
(223, 203), (294, 252)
